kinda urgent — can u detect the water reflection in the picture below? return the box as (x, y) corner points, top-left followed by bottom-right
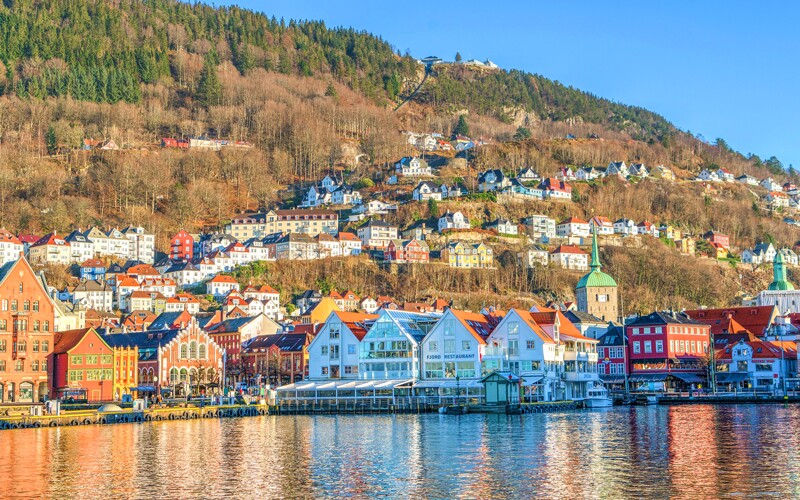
(2, 406), (800, 498)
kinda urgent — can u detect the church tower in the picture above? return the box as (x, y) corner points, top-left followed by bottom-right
(769, 251), (795, 291)
(576, 226), (619, 321)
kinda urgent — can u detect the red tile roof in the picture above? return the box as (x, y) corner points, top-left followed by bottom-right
(550, 245), (588, 255)
(684, 306), (777, 336)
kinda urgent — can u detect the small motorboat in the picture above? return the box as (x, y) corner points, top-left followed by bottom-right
(583, 385), (613, 408)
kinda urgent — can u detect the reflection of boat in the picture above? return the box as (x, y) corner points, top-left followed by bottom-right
(583, 385), (613, 408)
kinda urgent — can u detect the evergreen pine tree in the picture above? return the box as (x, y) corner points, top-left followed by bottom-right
(197, 56), (222, 107)
(453, 115), (469, 137)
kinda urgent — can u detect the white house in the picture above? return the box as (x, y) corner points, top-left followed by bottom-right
(518, 245), (550, 268)
(589, 216), (614, 236)
(122, 226), (156, 264)
(614, 218), (636, 236)
(737, 174), (759, 186)
(338, 232), (362, 256)
(636, 221), (659, 238)
(65, 230), (95, 263)
(395, 157), (432, 177)
(418, 309), (502, 392)
(761, 178), (782, 192)
(487, 218), (518, 236)
(477, 170), (511, 192)
(0, 229), (23, 266)
(331, 184), (362, 206)
(549, 245), (589, 271)
(206, 275), (240, 299)
(628, 163), (649, 178)
(576, 167), (602, 181)
(357, 219), (398, 250)
(607, 161), (629, 178)
(742, 243), (776, 265)
(522, 215), (557, 241)
(556, 217), (590, 238)
(360, 297), (379, 314)
(483, 308), (598, 401)
(517, 167), (540, 182)
(307, 311), (379, 379)
(716, 168), (735, 182)
(412, 181), (442, 201)
(69, 279), (113, 312)
(698, 169), (721, 182)
(716, 339), (795, 392)
(438, 211), (470, 232)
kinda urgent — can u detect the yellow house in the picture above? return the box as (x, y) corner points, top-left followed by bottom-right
(443, 241), (494, 269)
(675, 238), (696, 256)
(301, 297), (341, 324)
(111, 344), (138, 400)
(659, 225), (680, 240)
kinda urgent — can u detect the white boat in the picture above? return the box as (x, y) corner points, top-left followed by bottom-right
(583, 385), (613, 408)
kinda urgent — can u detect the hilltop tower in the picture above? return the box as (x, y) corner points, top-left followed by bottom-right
(576, 226), (618, 321)
(768, 251), (795, 291)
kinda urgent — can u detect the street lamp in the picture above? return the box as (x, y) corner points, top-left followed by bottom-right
(455, 375), (460, 406)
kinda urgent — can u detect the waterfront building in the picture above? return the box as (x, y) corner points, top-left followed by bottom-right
(417, 309), (502, 397)
(50, 327), (114, 402)
(483, 308), (598, 401)
(241, 332), (313, 386)
(203, 314), (281, 384)
(0, 257), (55, 403)
(597, 325), (628, 388)
(626, 311), (711, 390)
(104, 319), (225, 397)
(575, 227), (619, 322)
(714, 338), (798, 390)
(359, 310), (441, 380)
(684, 305), (778, 344)
(308, 312), (378, 379)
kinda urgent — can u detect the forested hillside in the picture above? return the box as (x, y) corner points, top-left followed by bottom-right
(0, 0), (795, 312)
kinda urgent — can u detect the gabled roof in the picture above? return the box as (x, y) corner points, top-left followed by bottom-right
(338, 232), (360, 242)
(148, 311), (193, 331)
(550, 245), (587, 255)
(332, 311), (379, 341)
(243, 333), (310, 353)
(450, 309), (503, 344)
(209, 275), (238, 284)
(628, 311), (707, 327)
(53, 328), (103, 355)
(559, 217), (588, 225)
(684, 306), (777, 336)
(0, 228), (22, 245)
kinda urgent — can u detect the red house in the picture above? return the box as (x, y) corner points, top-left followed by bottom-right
(241, 332), (313, 386)
(597, 325), (628, 387)
(0, 257), (56, 403)
(384, 239), (430, 263)
(50, 328), (114, 402)
(170, 230), (194, 261)
(703, 231), (730, 249)
(626, 311), (711, 389)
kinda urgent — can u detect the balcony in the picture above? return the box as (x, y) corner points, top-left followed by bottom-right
(563, 351), (598, 362)
(562, 371), (599, 382)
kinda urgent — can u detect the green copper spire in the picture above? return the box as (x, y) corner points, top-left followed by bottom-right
(576, 224), (617, 288)
(590, 224), (601, 271)
(769, 251), (795, 291)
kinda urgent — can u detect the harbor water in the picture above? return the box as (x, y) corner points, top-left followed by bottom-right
(2, 405), (800, 498)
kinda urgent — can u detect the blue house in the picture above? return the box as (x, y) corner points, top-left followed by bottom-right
(79, 259), (106, 281)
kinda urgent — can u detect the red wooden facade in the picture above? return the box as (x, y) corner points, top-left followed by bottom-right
(50, 328), (114, 402)
(0, 258), (55, 403)
(170, 230), (194, 261)
(626, 312), (711, 375)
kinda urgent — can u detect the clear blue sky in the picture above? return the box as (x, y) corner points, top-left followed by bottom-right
(220, 1), (799, 167)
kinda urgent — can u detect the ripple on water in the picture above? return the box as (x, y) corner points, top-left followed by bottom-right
(1, 406), (800, 499)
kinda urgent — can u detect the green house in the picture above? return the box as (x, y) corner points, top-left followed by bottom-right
(481, 371), (521, 405)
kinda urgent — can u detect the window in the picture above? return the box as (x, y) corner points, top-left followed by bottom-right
(180, 343), (188, 359)
(85, 355), (98, 365)
(43, 321), (49, 332)
(444, 340), (456, 354)
(633, 341), (641, 354)
(462, 341), (471, 351)
(101, 355), (112, 365)
(508, 340), (519, 357)
(644, 341), (652, 354)
(526, 340), (536, 350)
(321, 346), (328, 355)
(344, 365), (358, 375)
(190, 341), (198, 359)
(32, 340), (39, 352)
(42, 341), (49, 353)
(0, 340), (4, 352)
(1, 299), (6, 311)
(670, 340), (675, 353)
(15, 360), (23, 372)
(0, 320), (5, 331)
(679, 341), (685, 352)
(41, 360), (47, 372)
(33, 321), (39, 332)
(33, 301), (39, 312)
(508, 321), (519, 337)
(347, 344), (356, 355)
(321, 366), (329, 375)
(10, 300), (16, 312)
(23, 300), (29, 312)
(655, 340), (663, 353)
(199, 344), (207, 359)
(0, 360), (4, 371)
(429, 341), (438, 352)
(31, 360), (39, 372)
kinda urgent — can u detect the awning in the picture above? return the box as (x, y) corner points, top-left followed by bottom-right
(629, 373), (669, 382)
(670, 373), (705, 384)
(715, 372), (749, 383)
(133, 386), (156, 392)
(600, 376), (627, 384)
(521, 377), (544, 387)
